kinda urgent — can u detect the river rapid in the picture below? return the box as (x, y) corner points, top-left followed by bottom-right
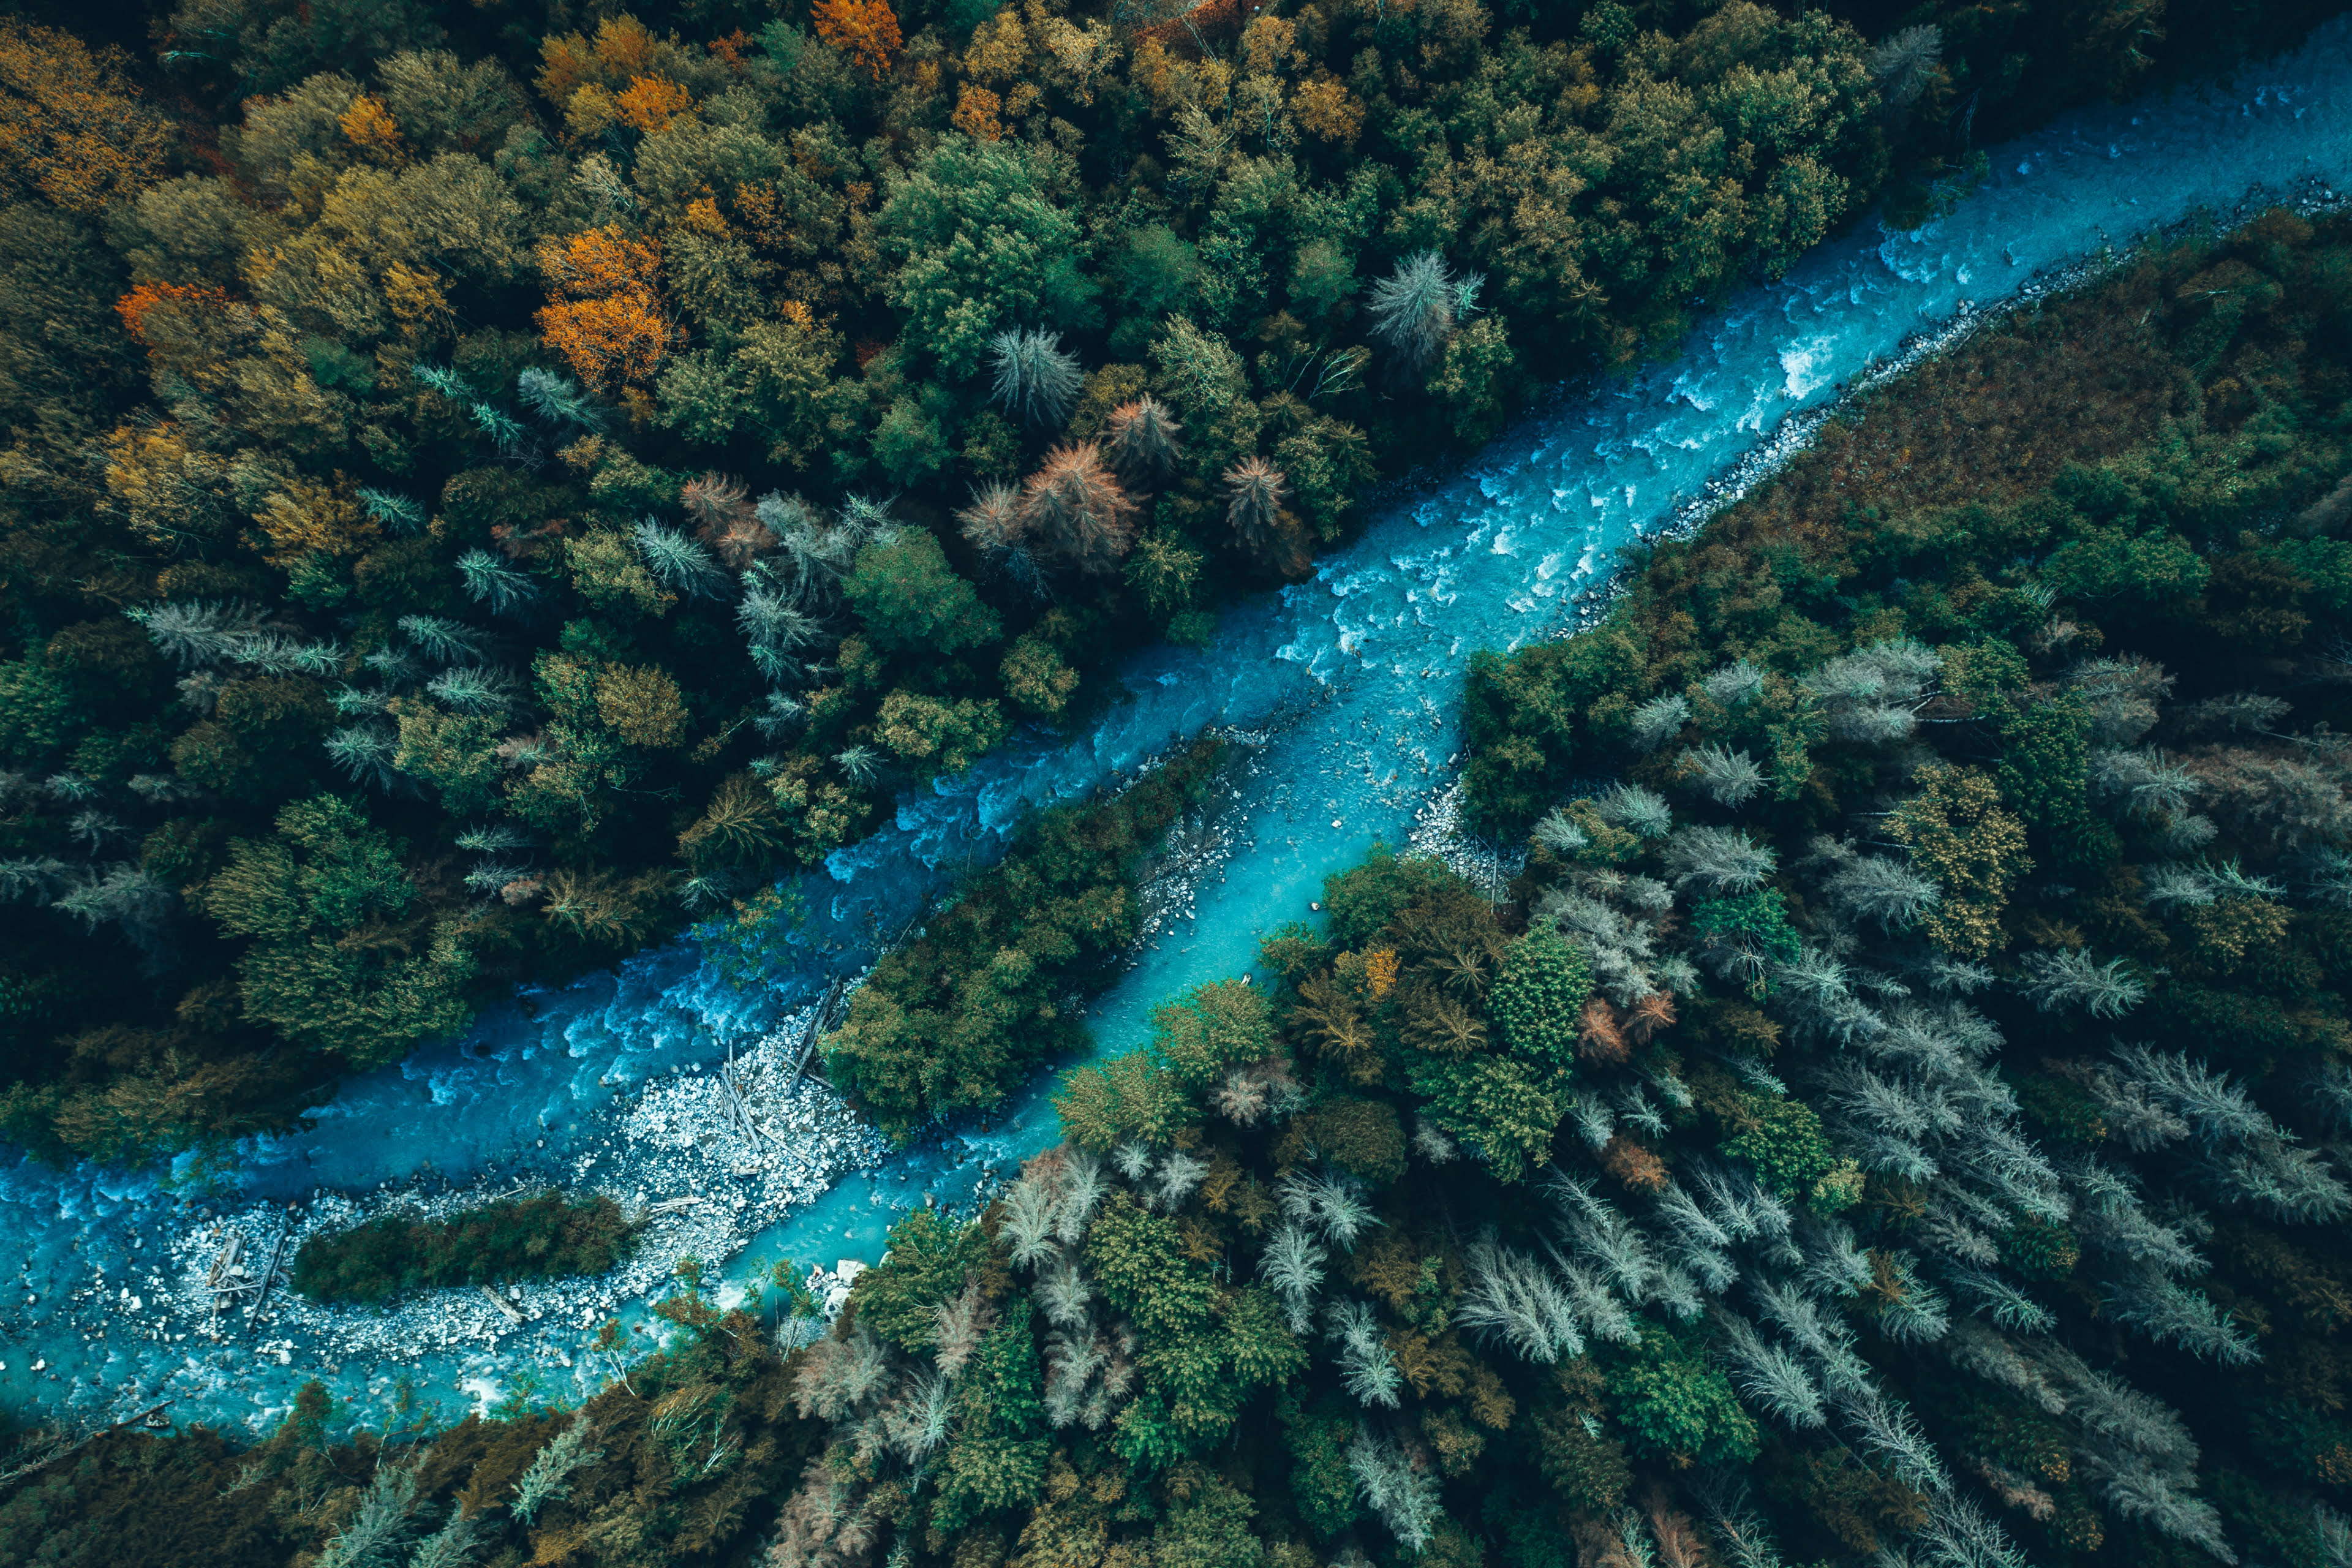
(7, 25), (2352, 1439)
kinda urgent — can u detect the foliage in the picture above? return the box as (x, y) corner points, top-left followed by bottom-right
(1451, 201), (2352, 1568)
(198, 794), (478, 1068)
(1489, 927), (1594, 1071)
(0, 0), (2323, 1170)
(292, 1191), (633, 1303)
(0, 1267), (823, 1566)
(827, 738), (1223, 1139)
(34, 162), (2352, 1568)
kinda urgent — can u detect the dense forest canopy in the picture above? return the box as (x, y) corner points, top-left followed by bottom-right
(18, 197), (2352, 1563)
(4, 0), (2333, 1175)
(4, 7), (2352, 1560)
(0, 0), (2337, 1167)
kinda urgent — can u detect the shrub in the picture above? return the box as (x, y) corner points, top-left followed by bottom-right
(292, 1193), (635, 1304)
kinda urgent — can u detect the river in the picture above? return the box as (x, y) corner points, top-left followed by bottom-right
(5, 22), (2351, 1436)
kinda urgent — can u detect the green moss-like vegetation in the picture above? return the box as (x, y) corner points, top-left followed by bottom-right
(290, 1191), (635, 1304)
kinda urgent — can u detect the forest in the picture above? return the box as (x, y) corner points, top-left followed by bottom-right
(11, 123), (2352, 1568)
(290, 1191), (636, 1304)
(0, 0), (2341, 1167)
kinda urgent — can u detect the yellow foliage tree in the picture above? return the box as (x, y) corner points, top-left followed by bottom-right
(1888, 764), (2030, 960)
(616, 74), (693, 133)
(595, 663), (689, 748)
(951, 86), (1005, 141)
(0, 18), (173, 214)
(1292, 76), (1366, 145)
(337, 94), (405, 164)
(536, 15), (658, 104)
(252, 475), (378, 566)
(102, 424), (232, 549)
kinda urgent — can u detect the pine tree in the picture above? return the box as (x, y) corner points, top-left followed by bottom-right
(470, 401), (530, 456)
(518, 367), (608, 431)
(426, 666), (519, 715)
(2017, 948), (2144, 1018)
(354, 487), (426, 535)
(1683, 743), (1766, 806)
(1103, 396), (1184, 485)
(406, 1503), (489, 1568)
(512, 1414), (604, 1525)
(314, 1459), (424, 1568)
(1458, 1234), (1583, 1361)
(1344, 1428), (1441, 1550)
(454, 823), (532, 853)
(684, 472), (777, 568)
(1221, 456), (1289, 552)
(1259, 1222), (1328, 1332)
(1628, 693), (1691, 753)
(1018, 443), (1137, 575)
(1595, 784), (1673, 839)
(127, 600), (265, 668)
(955, 481), (1023, 552)
(1365, 251), (1458, 374)
(1868, 24), (1943, 107)
(1664, 826), (1775, 894)
(1702, 660), (1764, 707)
(1820, 853), (1940, 931)
(326, 725), (398, 790)
(454, 549), (538, 614)
(412, 363), (471, 400)
(990, 327), (1084, 426)
(632, 519), (731, 598)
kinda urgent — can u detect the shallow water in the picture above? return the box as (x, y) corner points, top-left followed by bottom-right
(7, 27), (2352, 1435)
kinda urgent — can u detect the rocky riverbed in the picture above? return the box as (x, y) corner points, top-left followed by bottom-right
(6, 1013), (888, 1427)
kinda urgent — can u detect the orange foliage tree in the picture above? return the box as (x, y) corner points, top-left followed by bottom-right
(0, 17), (173, 214)
(1017, 443), (1137, 576)
(115, 281), (232, 345)
(113, 281), (251, 377)
(812, 0), (903, 80)
(616, 75), (693, 133)
(950, 85), (1004, 141)
(535, 226), (677, 391)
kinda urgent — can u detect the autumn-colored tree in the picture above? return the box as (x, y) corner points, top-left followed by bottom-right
(1221, 455), (1289, 551)
(1019, 443), (1138, 576)
(252, 475), (378, 567)
(337, 93), (405, 163)
(0, 18), (173, 214)
(535, 15), (659, 104)
(536, 225), (677, 390)
(1292, 75), (1365, 145)
(812, 0), (902, 80)
(616, 74), (692, 133)
(595, 663), (689, 748)
(956, 481), (1022, 552)
(951, 86), (1004, 141)
(113, 281), (238, 357)
(1105, 396), (1185, 486)
(682, 472), (774, 567)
